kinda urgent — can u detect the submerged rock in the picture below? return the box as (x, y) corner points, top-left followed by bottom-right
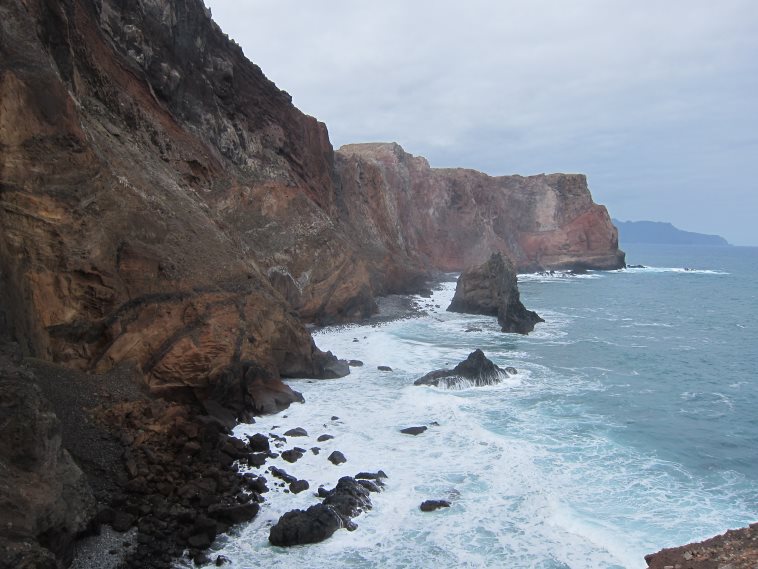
(400, 426), (427, 435)
(419, 500), (451, 512)
(414, 349), (506, 388)
(448, 253), (543, 334)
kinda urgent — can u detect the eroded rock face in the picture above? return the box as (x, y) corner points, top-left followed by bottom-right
(336, 143), (625, 273)
(448, 254), (543, 334)
(0, 0), (349, 414)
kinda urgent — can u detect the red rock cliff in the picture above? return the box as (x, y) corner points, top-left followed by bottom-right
(336, 142), (625, 273)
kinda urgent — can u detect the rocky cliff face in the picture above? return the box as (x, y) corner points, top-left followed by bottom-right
(0, 0), (623, 415)
(336, 143), (624, 273)
(0, 0), (353, 414)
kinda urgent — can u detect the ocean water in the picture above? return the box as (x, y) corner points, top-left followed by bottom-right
(208, 244), (758, 568)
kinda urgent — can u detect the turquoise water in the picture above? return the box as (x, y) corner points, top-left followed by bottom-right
(208, 244), (757, 568)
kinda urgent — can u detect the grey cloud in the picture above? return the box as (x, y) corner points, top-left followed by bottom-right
(205, 0), (758, 244)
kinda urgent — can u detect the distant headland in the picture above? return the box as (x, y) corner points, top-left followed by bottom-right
(613, 219), (730, 246)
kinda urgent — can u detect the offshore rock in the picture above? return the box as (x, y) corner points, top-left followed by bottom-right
(414, 349), (505, 388)
(448, 253), (543, 334)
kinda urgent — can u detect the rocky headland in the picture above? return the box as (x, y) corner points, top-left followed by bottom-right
(0, 0), (631, 566)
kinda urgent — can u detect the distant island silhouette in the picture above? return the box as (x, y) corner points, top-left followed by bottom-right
(613, 219), (730, 246)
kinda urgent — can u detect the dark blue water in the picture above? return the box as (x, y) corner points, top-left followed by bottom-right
(214, 243), (757, 568)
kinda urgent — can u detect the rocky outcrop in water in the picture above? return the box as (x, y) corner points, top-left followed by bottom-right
(269, 476), (379, 546)
(448, 254), (543, 334)
(414, 349), (508, 388)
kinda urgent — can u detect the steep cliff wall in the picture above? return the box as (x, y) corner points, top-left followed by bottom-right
(336, 143), (624, 273)
(0, 0), (353, 413)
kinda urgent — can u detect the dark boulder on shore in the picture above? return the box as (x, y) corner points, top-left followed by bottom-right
(414, 349), (509, 388)
(269, 476), (380, 546)
(269, 504), (345, 546)
(448, 253), (543, 334)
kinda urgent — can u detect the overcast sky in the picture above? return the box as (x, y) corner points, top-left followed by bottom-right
(205, 1), (758, 245)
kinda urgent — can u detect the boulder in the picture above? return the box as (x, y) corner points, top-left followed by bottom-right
(321, 477), (373, 518)
(269, 504), (344, 546)
(448, 253), (543, 334)
(419, 500), (451, 512)
(328, 451), (347, 465)
(414, 349), (505, 388)
(283, 427), (308, 437)
(400, 426), (427, 435)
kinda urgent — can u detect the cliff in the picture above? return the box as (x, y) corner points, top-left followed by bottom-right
(336, 143), (625, 274)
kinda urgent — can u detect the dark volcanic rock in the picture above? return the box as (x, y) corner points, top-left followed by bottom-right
(269, 504), (344, 547)
(328, 451), (347, 465)
(281, 449), (305, 463)
(289, 480), (310, 494)
(283, 427), (308, 437)
(0, 375), (96, 566)
(321, 477), (374, 518)
(448, 253), (543, 334)
(317, 434), (335, 442)
(414, 349), (505, 388)
(377, 366), (393, 372)
(419, 500), (451, 512)
(400, 426), (428, 436)
(247, 433), (270, 453)
(269, 476), (378, 546)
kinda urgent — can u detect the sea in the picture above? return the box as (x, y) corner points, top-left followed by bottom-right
(205, 244), (758, 568)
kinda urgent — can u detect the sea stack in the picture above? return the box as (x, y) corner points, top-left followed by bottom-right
(448, 253), (543, 334)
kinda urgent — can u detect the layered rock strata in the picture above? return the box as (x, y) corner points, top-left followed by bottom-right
(448, 253), (544, 334)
